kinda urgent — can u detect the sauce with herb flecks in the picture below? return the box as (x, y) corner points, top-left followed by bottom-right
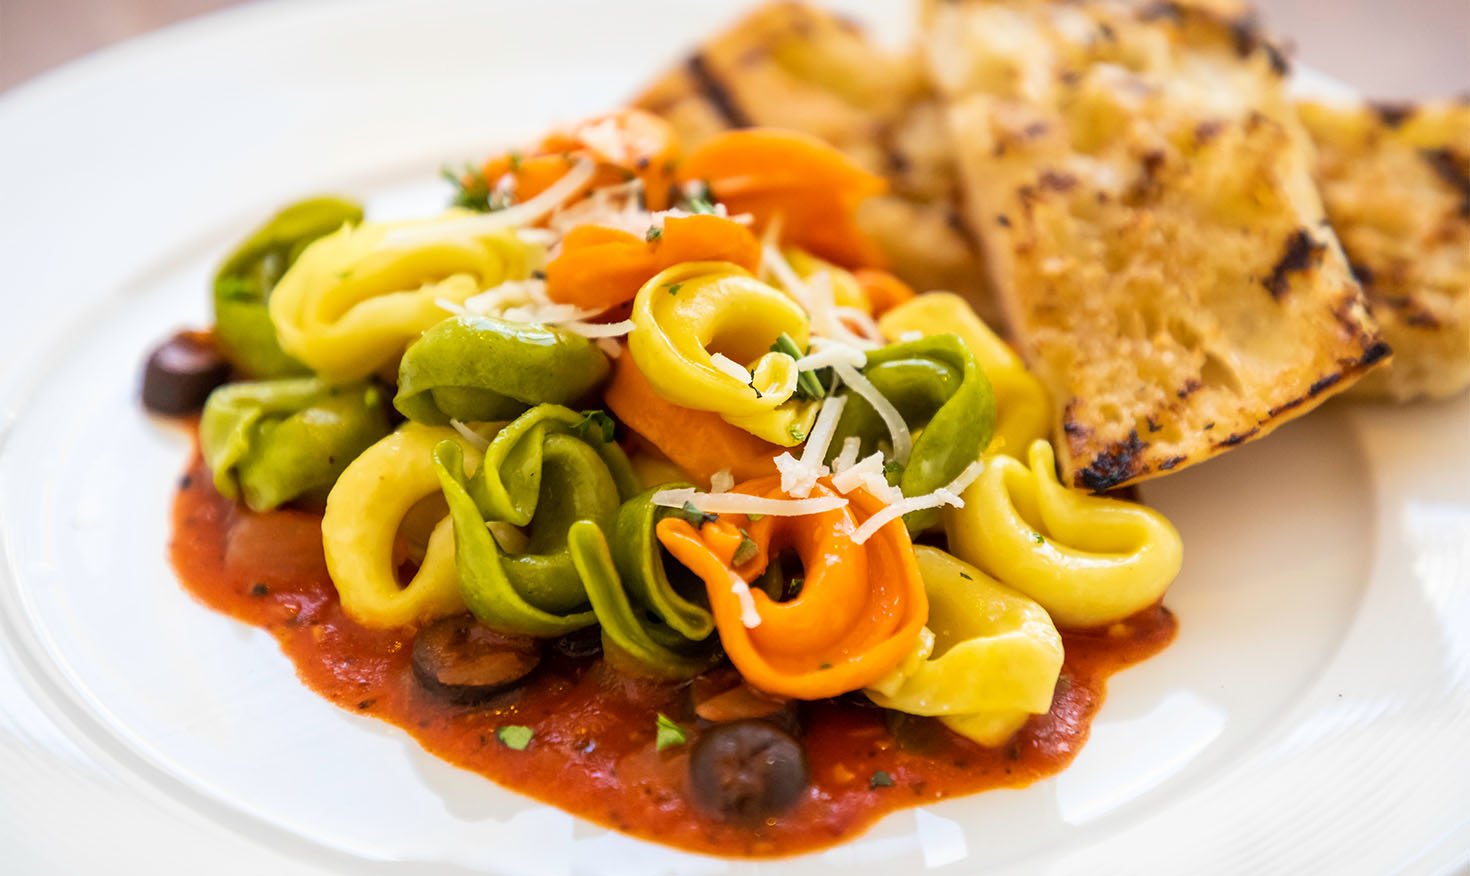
(170, 448), (1175, 857)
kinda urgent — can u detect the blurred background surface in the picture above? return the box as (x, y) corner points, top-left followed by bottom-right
(1, 0), (1468, 96)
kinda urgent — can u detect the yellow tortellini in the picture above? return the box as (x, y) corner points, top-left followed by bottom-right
(628, 261), (818, 445)
(321, 423), (484, 628)
(866, 547), (1063, 747)
(946, 440), (1183, 629)
(269, 211), (543, 383)
(878, 292), (1050, 457)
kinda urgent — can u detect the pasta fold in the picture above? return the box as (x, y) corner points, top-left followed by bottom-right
(395, 315), (610, 424)
(946, 441), (1183, 629)
(828, 334), (996, 531)
(878, 293), (1050, 458)
(866, 547), (1063, 747)
(434, 405), (715, 678)
(200, 377), (389, 512)
(628, 261), (818, 446)
(213, 196), (363, 378)
(656, 478), (927, 699)
(323, 423), (480, 628)
(269, 211), (542, 382)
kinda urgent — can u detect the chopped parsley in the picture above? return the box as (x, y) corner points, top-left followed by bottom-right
(958, 571), (973, 581)
(675, 501), (718, 528)
(1031, 531), (1045, 545)
(883, 459), (904, 481)
(666, 282), (683, 296)
(746, 513), (765, 522)
(869, 770), (895, 789)
(496, 725), (534, 751)
(655, 713), (687, 751)
(682, 180), (717, 214)
(787, 424), (807, 443)
(442, 163), (492, 212)
(572, 410), (617, 444)
(733, 530), (760, 566)
(819, 661), (833, 670)
(508, 150), (523, 172)
(770, 332), (828, 401)
(645, 225), (663, 242)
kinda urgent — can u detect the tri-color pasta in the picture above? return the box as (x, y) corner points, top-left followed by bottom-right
(170, 107), (1185, 841)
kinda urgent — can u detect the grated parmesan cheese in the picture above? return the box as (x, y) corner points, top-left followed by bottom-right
(830, 436), (862, 474)
(710, 353), (753, 384)
(449, 419), (490, 451)
(710, 469), (735, 493)
(833, 360), (913, 464)
(387, 158), (597, 246)
(773, 394), (846, 498)
(830, 452), (904, 505)
(651, 487), (847, 517)
(729, 571), (763, 629)
(848, 461), (986, 544)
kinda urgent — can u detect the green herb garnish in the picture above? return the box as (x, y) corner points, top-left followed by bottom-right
(666, 282), (683, 296)
(883, 459), (904, 481)
(733, 530), (760, 566)
(869, 770), (895, 789)
(770, 332), (828, 401)
(496, 725), (534, 751)
(442, 163), (493, 212)
(676, 501), (718, 528)
(645, 225), (663, 242)
(1031, 531), (1045, 545)
(572, 410), (617, 444)
(655, 713), (687, 751)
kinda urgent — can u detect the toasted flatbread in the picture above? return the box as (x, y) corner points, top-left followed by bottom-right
(1300, 100), (1470, 402)
(922, 0), (1388, 490)
(632, 1), (998, 322)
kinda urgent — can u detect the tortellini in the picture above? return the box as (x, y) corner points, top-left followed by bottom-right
(200, 377), (389, 512)
(395, 315), (610, 424)
(213, 196), (363, 378)
(946, 440), (1183, 629)
(878, 292), (1050, 458)
(433, 405), (716, 678)
(322, 423), (482, 628)
(269, 211), (543, 382)
(866, 547), (1063, 746)
(828, 334), (996, 531)
(628, 261), (818, 446)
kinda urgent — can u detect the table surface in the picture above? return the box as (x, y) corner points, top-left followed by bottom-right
(2, 0), (1467, 99)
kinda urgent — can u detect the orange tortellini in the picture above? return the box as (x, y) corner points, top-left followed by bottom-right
(945, 440), (1183, 629)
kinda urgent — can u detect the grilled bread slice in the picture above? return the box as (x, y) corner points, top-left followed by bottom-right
(1300, 101), (1470, 402)
(632, 1), (997, 321)
(923, 0), (1388, 491)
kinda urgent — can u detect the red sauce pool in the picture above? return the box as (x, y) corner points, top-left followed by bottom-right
(170, 451), (1175, 857)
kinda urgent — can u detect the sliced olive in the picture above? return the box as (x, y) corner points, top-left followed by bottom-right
(411, 615), (541, 704)
(688, 720), (808, 823)
(142, 331), (231, 416)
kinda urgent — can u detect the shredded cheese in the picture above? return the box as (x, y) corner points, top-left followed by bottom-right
(848, 460), (986, 544)
(449, 419), (490, 451)
(651, 487), (848, 517)
(830, 436), (862, 474)
(387, 158), (597, 246)
(795, 341), (867, 372)
(709, 353), (753, 384)
(833, 360), (913, 464)
(773, 394), (846, 498)
(710, 469), (735, 493)
(560, 319), (635, 339)
(830, 452), (904, 505)
(729, 572), (763, 629)
(595, 338), (623, 359)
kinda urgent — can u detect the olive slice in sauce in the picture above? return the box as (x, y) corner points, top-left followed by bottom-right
(142, 331), (231, 416)
(688, 720), (809, 824)
(411, 615), (542, 704)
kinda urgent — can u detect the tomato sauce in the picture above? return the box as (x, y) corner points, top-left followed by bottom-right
(170, 451), (1175, 858)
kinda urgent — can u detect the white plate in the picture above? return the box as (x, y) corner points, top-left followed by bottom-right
(1, 1), (1468, 873)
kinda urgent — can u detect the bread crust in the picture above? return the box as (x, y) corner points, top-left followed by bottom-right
(1301, 100), (1470, 402)
(925, 0), (1388, 490)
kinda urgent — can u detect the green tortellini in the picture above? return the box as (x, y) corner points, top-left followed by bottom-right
(866, 546), (1063, 747)
(213, 196), (364, 378)
(945, 441), (1184, 629)
(433, 405), (715, 678)
(200, 377), (390, 512)
(395, 315), (610, 425)
(268, 211), (543, 383)
(828, 334), (997, 531)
